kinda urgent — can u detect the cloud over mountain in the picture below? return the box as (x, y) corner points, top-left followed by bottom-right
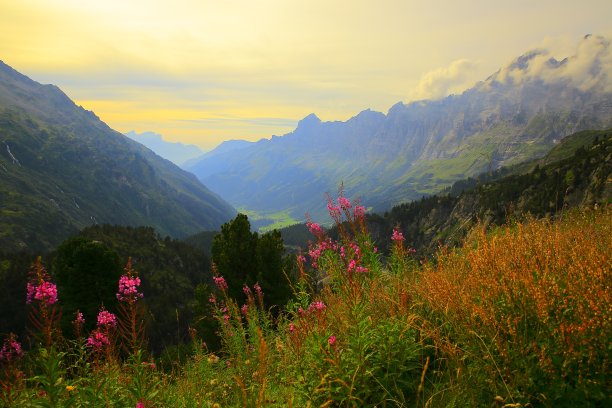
(495, 34), (611, 92)
(412, 59), (478, 100)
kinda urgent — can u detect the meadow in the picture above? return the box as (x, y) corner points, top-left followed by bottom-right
(1, 197), (610, 407)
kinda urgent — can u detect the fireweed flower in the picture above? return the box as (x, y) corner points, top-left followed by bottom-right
(353, 205), (366, 219)
(338, 196), (352, 209)
(74, 311), (85, 325)
(213, 276), (228, 291)
(391, 229), (405, 242)
(73, 310), (85, 337)
(25, 259), (58, 306)
(307, 221), (323, 236)
(86, 329), (110, 350)
(26, 282), (36, 304)
(116, 274), (143, 303)
(0, 333), (23, 362)
(308, 301), (326, 312)
(97, 309), (117, 328)
(289, 323), (296, 333)
(327, 202), (341, 218)
(34, 281), (58, 305)
(241, 304), (249, 316)
(253, 283), (263, 296)
(328, 335), (336, 346)
(243, 285), (252, 296)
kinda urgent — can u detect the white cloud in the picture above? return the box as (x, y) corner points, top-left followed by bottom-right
(495, 34), (612, 92)
(411, 59), (479, 100)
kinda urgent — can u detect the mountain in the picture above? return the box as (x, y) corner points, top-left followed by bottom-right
(125, 131), (204, 167)
(367, 128), (612, 256)
(0, 61), (236, 253)
(186, 35), (612, 225)
(274, 129), (611, 256)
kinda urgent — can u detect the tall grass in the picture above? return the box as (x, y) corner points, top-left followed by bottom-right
(0, 200), (609, 407)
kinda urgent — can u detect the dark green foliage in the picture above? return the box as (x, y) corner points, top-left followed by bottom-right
(64, 225), (212, 353)
(192, 283), (221, 351)
(256, 230), (292, 309)
(211, 214), (292, 309)
(53, 237), (123, 335)
(211, 214), (258, 300)
(0, 252), (35, 341)
(182, 230), (218, 256)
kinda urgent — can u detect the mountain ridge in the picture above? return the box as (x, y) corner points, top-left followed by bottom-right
(187, 35), (612, 225)
(125, 131), (204, 167)
(0, 60), (236, 253)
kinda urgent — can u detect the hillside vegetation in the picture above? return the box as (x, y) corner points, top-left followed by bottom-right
(1, 197), (609, 407)
(0, 61), (236, 253)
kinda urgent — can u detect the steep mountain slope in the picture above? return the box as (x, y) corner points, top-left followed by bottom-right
(368, 129), (612, 256)
(125, 131), (204, 167)
(0, 61), (236, 253)
(187, 35), (612, 224)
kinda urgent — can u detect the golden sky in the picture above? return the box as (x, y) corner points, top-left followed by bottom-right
(1, 0), (611, 150)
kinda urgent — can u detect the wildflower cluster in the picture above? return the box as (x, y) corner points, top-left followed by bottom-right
(25, 257), (60, 348)
(86, 330), (110, 350)
(87, 308), (117, 352)
(117, 274), (143, 303)
(213, 276), (228, 291)
(0, 334), (23, 363)
(26, 270), (57, 306)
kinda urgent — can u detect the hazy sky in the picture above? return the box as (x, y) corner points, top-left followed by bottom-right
(1, 0), (611, 150)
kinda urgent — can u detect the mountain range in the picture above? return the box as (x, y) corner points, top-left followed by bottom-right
(125, 131), (204, 167)
(0, 61), (236, 253)
(186, 35), (612, 226)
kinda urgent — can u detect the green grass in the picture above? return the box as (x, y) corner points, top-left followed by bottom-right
(236, 207), (301, 232)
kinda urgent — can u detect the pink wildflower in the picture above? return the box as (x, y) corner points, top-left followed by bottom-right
(327, 202), (341, 219)
(0, 334), (23, 362)
(86, 329), (110, 350)
(74, 311), (85, 325)
(307, 221), (323, 236)
(243, 285), (252, 296)
(116, 274), (143, 303)
(253, 283), (263, 296)
(136, 401), (146, 408)
(356, 266), (368, 274)
(34, 281), (58, 305)
(289, 323), (296, 333)
(328, 335), (336, 346)
(97, 309), (117, 328)
(26, 282), (36, 304)
(308, 301), (326, 312)
(354, 205), (366, 219)
(142, 361), (156, 370)
(338, 196), (351, 209)
(391, 229), (405, 243)
(213, 276), (228, 291)
(241, 304), (249, 316)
